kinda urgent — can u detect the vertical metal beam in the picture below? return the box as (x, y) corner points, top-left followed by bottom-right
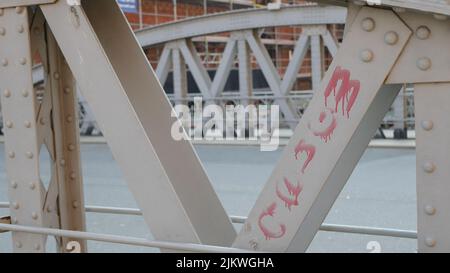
(414, 82), (450, 253)
(310, 34), (323, 91)
(45, 28), (87, 253)
(237, 39), (253, 106)
(233, 7), (411, 252)
(172, 48), (188, 104)
(0, 7), (47, 252)
(41, 0), (236, 247)
(178, 39), (213, 100)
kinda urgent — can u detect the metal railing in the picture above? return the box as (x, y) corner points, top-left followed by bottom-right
(0, 202), (417, 252)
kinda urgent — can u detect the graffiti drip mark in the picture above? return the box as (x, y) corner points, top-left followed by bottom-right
(324, 66), (361, 118)
(276, 177), (303, 210)
(294, 140), (316, 173)
(258, 202), (287, 240)
(308, 108), (337, 143)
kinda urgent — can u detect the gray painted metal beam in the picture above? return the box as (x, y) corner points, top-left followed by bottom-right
(135, 5), (347, 47)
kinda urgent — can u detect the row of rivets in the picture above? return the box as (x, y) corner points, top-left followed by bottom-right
(359, 17), (400, 64)
(415, 26), (432, 72)
(421, 115), (436, 248)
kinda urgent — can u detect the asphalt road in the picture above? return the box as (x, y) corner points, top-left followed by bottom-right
(0, 143), (417, 253)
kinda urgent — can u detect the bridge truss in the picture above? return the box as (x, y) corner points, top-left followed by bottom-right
(0, 0), (449, 253)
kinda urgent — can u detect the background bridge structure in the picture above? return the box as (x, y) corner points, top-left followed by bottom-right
(0, 3), (412, 136)
(0, 0), (450, 253)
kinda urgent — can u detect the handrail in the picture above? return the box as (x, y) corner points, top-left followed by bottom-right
(0, 202), (418, 240)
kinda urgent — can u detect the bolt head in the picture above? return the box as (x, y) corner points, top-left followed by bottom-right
(417, 57), (432, 71)
(24, 121), (32, 128)
(17, 25), (24, 33)
(5, 121), (13, 128)
(421, 120), (433, 131)
(31, 212), (38, 220)
(360, 49), (374, 63)
(34, 244), (41, 251)
(384, 31), (399, 45)
(26, 152), (34, 159)
(425, 237), (436, 247)
(2, 59), (8, 66)
(8, 152), (15, 159)
(11, 181), (18, 189)
(0, 27), (5, 36)
(15, 242), (22, 248)
(361, 18), (375, 32)
(12, 202), (19, 210)
(3, 89), (11, 98)
(423, 162), (435, 173)
(72, 201), (80, 209)
(416, 26), (431, 40)
(15, 7), (24, 14)
(19, 57), (27, 65)
(29, 182), (36, 190)
(53, 72), (60, 80)
(22, 90), (29, 97)
(424, 205), (436, 215)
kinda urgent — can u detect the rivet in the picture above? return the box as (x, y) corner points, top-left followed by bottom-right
(15, 242), (22, 248)
(29, 182), (36, 190)
(384, 31), (399, 45)
(22, 90), (29, 97)
(66, 115), (73, 123)
(46, 206), (52, 213)
(19, 57), (27, 65)
(31, 212), (38, 220)
(70, 172), (76, 180)
(26, 152), (34, 159)
(425, 205), (436, 215)
(53, 72), (60, 80)
(68, 144), (75, 151)
(5, 121), (13, 128)
(2, 59), (8, 66)
(416, 26), (431, 40)
(24, 121), (32, 128)
(360, 49), (374, 63)
(361, 18), (375, 32)
(425, 237), (436, 247)
(12, 202), (19, 210)
(34, 244), (41, 251)
(11, 181), (18, 189)
(0, 27), (5, 36)
(423, 162), (435, 173)
(8, 151), (15, 159)
(40, 117), (45, 125)
(15, 7), (24, 14)
(72, 201), (79, 209)
(417, 57), (432, 71)
(433, 14), (447, 21)
(60, 159), (66, 166)
(4, 89), (11, 98)
(64, 87), (71, 94)
(17, 25), (24, 33)
(421, 120), (433, 131)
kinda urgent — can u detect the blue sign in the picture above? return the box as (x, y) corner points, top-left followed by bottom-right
(118, 0), (138, 13)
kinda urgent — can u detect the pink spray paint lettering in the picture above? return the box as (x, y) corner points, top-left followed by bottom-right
(308, 108), (337, 143)
(294, 140), (316, 173)
(258, 202), (287, 240)
(276, 177), (303, 210)
(324, 66), (361, 118)
(256, 66), (360, 242)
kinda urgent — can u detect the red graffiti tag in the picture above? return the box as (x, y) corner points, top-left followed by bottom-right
(258, 202), (287, 240)
(294, 140), (316, 173)
(324, 66), (361, 118)
(308, 108), (337, 143)
(276, 177), (303, 210)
